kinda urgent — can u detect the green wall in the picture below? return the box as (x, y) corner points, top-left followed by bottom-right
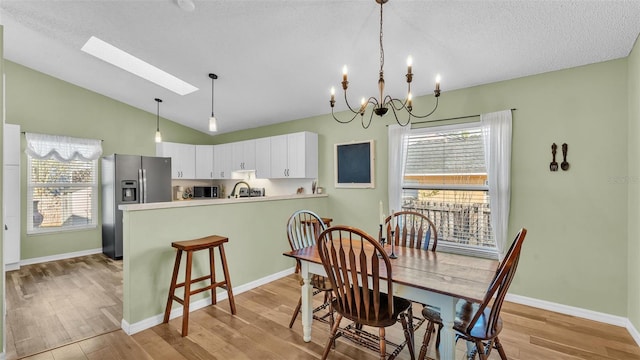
(4, 61), (214, 260)
(628, 35), (640, 331)
(122, 196), (329, 323)
(1, 25), (6, 353)
(216, 59), (630, 317)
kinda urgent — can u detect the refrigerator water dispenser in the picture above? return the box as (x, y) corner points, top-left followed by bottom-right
(121, 180), (138, 202)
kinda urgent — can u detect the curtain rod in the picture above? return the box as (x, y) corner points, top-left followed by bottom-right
(409, 108), (517, 127)
(20, 131), (104, 141)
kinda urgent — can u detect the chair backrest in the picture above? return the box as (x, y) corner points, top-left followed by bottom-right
(317, 225), (395, 321)
(383, 210), (438, 251)
(286, 209), (328, 251)
(464, 228), (527, 337)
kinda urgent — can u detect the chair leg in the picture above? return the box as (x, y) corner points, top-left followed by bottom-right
(322, 314), (343, 360)
(494, 337), (508, 360)
(288, 296), (302, 328)
(435, 323), (442, 349)
(163, 249), (182, 324)
(418, 321), (435, 360)
(378, 327), (386, 360)
(475, 340), (487, 360)
(399, 312), (415, 360)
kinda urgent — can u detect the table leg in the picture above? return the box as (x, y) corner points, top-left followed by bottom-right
(300, 261), (313, 342)
(431, 293), (457, 359)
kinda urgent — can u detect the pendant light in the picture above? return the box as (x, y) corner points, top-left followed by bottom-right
(209, 73), (218, 132)
(154, 98), (163, 143)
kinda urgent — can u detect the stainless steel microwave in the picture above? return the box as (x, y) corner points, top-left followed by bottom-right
(193, 186), (218, 199)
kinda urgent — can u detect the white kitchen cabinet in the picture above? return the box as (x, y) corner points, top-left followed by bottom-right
(231, 139), (256, 171)
(3, 123), (20, 165)
(156, 142), (196, 179)
(3, 123), (21, 270)
(254, 137), (271, 179)
(195, 145), (214, 179)
(270, 131), (318, 179)
(213, 143), (232, 179)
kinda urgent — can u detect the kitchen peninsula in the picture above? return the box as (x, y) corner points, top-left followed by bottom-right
(119, 193), (329, 334)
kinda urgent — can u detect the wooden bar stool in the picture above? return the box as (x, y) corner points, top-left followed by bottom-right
(163, 235), (236, 336)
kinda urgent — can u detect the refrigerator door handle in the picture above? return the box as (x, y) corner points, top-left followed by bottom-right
(142, 168), (148, 203)
(138, 168), (144, 203)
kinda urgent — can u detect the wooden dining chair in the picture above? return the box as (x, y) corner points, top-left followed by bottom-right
(383, 210), (438, 251)
(317, 225), (415, 360)
(384, 210), (440, 342)
(418, 228), (528, 360)
(286, 209), (334, 329)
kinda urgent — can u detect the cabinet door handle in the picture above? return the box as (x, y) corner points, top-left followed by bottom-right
(210, 172), (213, 178)
(4, 224), (7, 230)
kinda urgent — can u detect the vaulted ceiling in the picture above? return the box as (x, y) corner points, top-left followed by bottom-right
(2, 0), (640, 134)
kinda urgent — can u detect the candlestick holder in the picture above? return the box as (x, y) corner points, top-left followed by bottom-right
(378, 224), (386, 258)
(389, 230), (397, 259)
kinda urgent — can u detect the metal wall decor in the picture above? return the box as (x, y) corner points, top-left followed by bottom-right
(550, 143), (569, 171)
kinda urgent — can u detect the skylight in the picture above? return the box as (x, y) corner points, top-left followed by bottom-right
(81, 36), (198, 96)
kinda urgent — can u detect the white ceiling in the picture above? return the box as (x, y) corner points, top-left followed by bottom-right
(2, 0), (640, 135)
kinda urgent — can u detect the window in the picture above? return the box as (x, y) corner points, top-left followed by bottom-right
(401, 123), (496, 258)
(25, 133), (102, 234)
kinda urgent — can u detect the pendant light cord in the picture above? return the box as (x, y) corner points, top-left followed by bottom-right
(155, 98), (162, 131)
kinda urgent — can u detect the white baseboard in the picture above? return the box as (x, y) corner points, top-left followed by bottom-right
(505, 293), (628, 327)
(508, 293), (640, 347)
(122, 267), (296, 335)
(20, 248), (103, 266)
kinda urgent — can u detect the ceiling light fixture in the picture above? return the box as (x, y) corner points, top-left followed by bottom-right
(208, 73), (218, 132)
(81, 36), (198, 96)
(155, 98), (163, 143)
(176, 0), (195, 12)
(330, 0), (441, 129)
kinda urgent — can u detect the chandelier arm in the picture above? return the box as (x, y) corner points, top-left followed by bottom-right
(331, 106), (361, 124)
(384, 95), (406, 111)
(361, 106), (375, 129)
(406, 96), (439, 119)
(343, 90), (362, 114)
(387, 101), (411, 127)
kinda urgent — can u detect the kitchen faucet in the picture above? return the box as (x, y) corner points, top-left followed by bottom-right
(230, 181), (251, 198)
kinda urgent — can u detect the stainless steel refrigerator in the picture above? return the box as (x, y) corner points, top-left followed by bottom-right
(101, 154), (172, 259)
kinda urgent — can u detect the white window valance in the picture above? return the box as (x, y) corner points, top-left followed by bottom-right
(25, 133), (103, 162)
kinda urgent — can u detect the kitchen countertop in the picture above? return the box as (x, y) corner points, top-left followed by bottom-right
(119, 193), (328, 211)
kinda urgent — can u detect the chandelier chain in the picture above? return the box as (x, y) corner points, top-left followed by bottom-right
(379, 1), (384, 74)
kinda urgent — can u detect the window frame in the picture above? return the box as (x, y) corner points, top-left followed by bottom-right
(400, 122), (498, 259)
(26, 149), (99, 235)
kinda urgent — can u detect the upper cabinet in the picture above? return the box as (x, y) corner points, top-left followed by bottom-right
(213, 143), (232, 179)
(254, 137), (271, 179)
(159, 131), (317, 181)
(231, 139), (256, 171)
(156, 142), (196, 179)
(270, 131), (318, 179)
(195, 145), (214, 179)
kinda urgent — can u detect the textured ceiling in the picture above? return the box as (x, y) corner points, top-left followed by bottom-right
(2, 0), (640, 135)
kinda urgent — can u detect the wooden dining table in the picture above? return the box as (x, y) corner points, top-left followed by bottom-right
(283, 242), (499, 359)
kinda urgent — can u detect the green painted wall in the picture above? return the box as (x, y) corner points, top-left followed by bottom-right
(4, 61), (214, 260)
(628, 35), (640, 330)
(0, 25), (6, 353)
(122, 196), (329, 323)
(216, 59), (630, 317)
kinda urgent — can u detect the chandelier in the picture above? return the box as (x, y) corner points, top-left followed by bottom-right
(330, 0), (441, 129)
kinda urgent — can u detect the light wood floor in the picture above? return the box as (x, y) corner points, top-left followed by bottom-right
(6, 254), (123, 359)
(17, 274), (640, 360)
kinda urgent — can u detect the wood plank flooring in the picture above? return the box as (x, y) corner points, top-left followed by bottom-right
(6, 254), (123, 359)
(17, 273), (640, 360)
